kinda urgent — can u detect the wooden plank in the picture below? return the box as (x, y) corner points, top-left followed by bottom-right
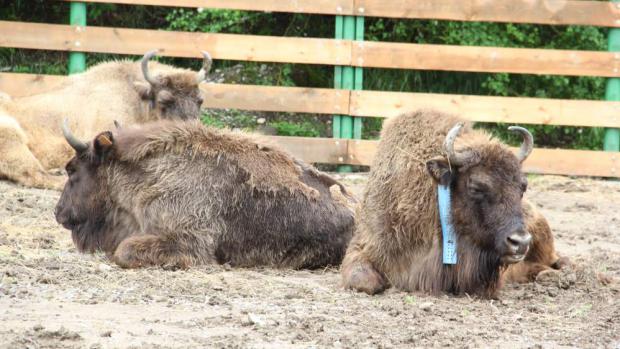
(0, 21), (351, 66)
(67, 0), (620, 27)
(4, 73), (620, 129)
(522, 148), (620, 177)
(202, 83), (349, 114)
(267, 136), (349, 164)
(355, 0), (620, 27)
(346, 139), (376, 166)
(2, 21), (617, 77)
(350, 90), (620, 128)
(0, 73), (66, 97)
(354, 41), (620, 77)
(64, 0), (355, 15)
(347, 139), (620, 177)
(0, 73), (349, 115)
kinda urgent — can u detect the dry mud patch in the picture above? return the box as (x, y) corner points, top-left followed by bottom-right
(0, 175), (619, 348)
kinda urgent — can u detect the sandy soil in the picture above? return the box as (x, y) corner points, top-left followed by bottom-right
(0, 174), (619, 349)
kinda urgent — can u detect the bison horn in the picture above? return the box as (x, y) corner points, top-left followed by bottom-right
(508, 126), (533, 162)
(443, 122), (468, 167)
(62, 119), (88, 153)
(196, 51), (213, 83)
(113, 120), (122, 129)
(141, 49), (159, 86)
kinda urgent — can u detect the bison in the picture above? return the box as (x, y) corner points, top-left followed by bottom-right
(0, 50), (212, 190)
(341, 109), (567, 298)
(54, 119), (356, 270)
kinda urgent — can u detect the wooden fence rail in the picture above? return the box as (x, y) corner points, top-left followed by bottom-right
(266, 137), (620, 178)
(0, 21), (350, 66)
(3, 73), (620, 129)
(2, 21), (620, 77)
(65, 0), (620, 28)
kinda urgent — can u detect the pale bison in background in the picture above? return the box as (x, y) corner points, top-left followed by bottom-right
(0, 50), (212, 190)
(54, 120), (356, 270)
(341, 109), (567, 298)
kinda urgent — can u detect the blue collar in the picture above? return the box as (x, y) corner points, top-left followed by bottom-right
(438, 184), (457, 264)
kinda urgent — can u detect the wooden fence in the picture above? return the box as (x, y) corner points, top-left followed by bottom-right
(1, 0), (619, 177)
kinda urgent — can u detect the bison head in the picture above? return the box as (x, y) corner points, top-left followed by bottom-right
(134, 50), (212, 120)
(425, 123), (533, 265)
(54, 120), (115, 252)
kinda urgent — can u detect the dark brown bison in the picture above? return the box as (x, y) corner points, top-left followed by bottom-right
(54, 120), (355, 270)
(341, 109), (567, 298)
(0, 50), (211, 190)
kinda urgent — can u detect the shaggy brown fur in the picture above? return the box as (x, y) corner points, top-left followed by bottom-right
(341, 109), (566, 298)
(0, 56), (207, 190)
(54, 120), (356, 270)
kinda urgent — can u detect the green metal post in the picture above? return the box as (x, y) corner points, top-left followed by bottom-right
(334, 15), (363, 172)
(605, 79), (620, 151)
(353, 16), (364, 140)
(333, 16), (344, 139)
(340, 16), (355, 142)
(68, 2), (87, 74)
(605, 19), (620, 152)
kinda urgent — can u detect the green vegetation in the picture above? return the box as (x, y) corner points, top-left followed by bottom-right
(0, 3), (611, 148)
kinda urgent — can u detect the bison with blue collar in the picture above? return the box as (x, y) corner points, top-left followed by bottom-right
(341, 109), (567, 298)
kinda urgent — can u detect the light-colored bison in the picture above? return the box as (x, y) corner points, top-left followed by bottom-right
(0, 50), (211, 190)
(54, 120), (356, 269)
(341, 109), (566, 298)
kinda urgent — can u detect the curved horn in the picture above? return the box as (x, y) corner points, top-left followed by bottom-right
(62, 119), (88, 153)
(443, 122), (468, 166)
(508, 126), (533, 162)
(141, 50), (159, 86)
(196, 51), (213, 83)
(113, 120), (122, 129)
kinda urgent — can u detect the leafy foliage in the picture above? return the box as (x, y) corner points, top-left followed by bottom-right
(270, 121), (322, 137)
(0, 4), (613, 149)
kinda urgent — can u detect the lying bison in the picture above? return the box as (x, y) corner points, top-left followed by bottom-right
(0, 50), (211, 190)
(341, 109), (566, 298)
(55, 120), (355, 269)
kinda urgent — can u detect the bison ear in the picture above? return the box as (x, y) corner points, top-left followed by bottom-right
(133, 81), (152, 100)
(156, 90), (174, 105)
(94, 131), (114, 159)
(426, 156), (452, 185)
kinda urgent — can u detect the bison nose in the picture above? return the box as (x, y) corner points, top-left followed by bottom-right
(505, 231), (532, 255)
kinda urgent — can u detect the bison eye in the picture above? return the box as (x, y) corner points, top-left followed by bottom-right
(520, 178), (528, 193)
(467, 180), (489, 200)
(65, 165), (75, 176)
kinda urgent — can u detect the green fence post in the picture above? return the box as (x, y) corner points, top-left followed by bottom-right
(334, 15), (363, 172)
(605, 1), (620, 152)
(605, 79), (620, 151)
(68, 2), (87, 74)
(333, 16), (344, 140)
(353, 16), (364, 140)
(337, 16), (355, 172)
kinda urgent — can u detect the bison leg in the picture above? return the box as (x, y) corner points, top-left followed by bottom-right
(0, 117), (65, 190)
(112, 234), (196, 270)
(504, 200), (570, 283)
(503, 261), (551, 283)
(341, 246), (388, 295)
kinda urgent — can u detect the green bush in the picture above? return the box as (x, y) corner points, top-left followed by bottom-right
(270, 121), (322, 137)
(0, 4), (614, 150)
(201, 110), (257, 130)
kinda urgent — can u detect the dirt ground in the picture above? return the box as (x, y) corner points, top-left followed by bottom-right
(0, 174), (619, 349)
